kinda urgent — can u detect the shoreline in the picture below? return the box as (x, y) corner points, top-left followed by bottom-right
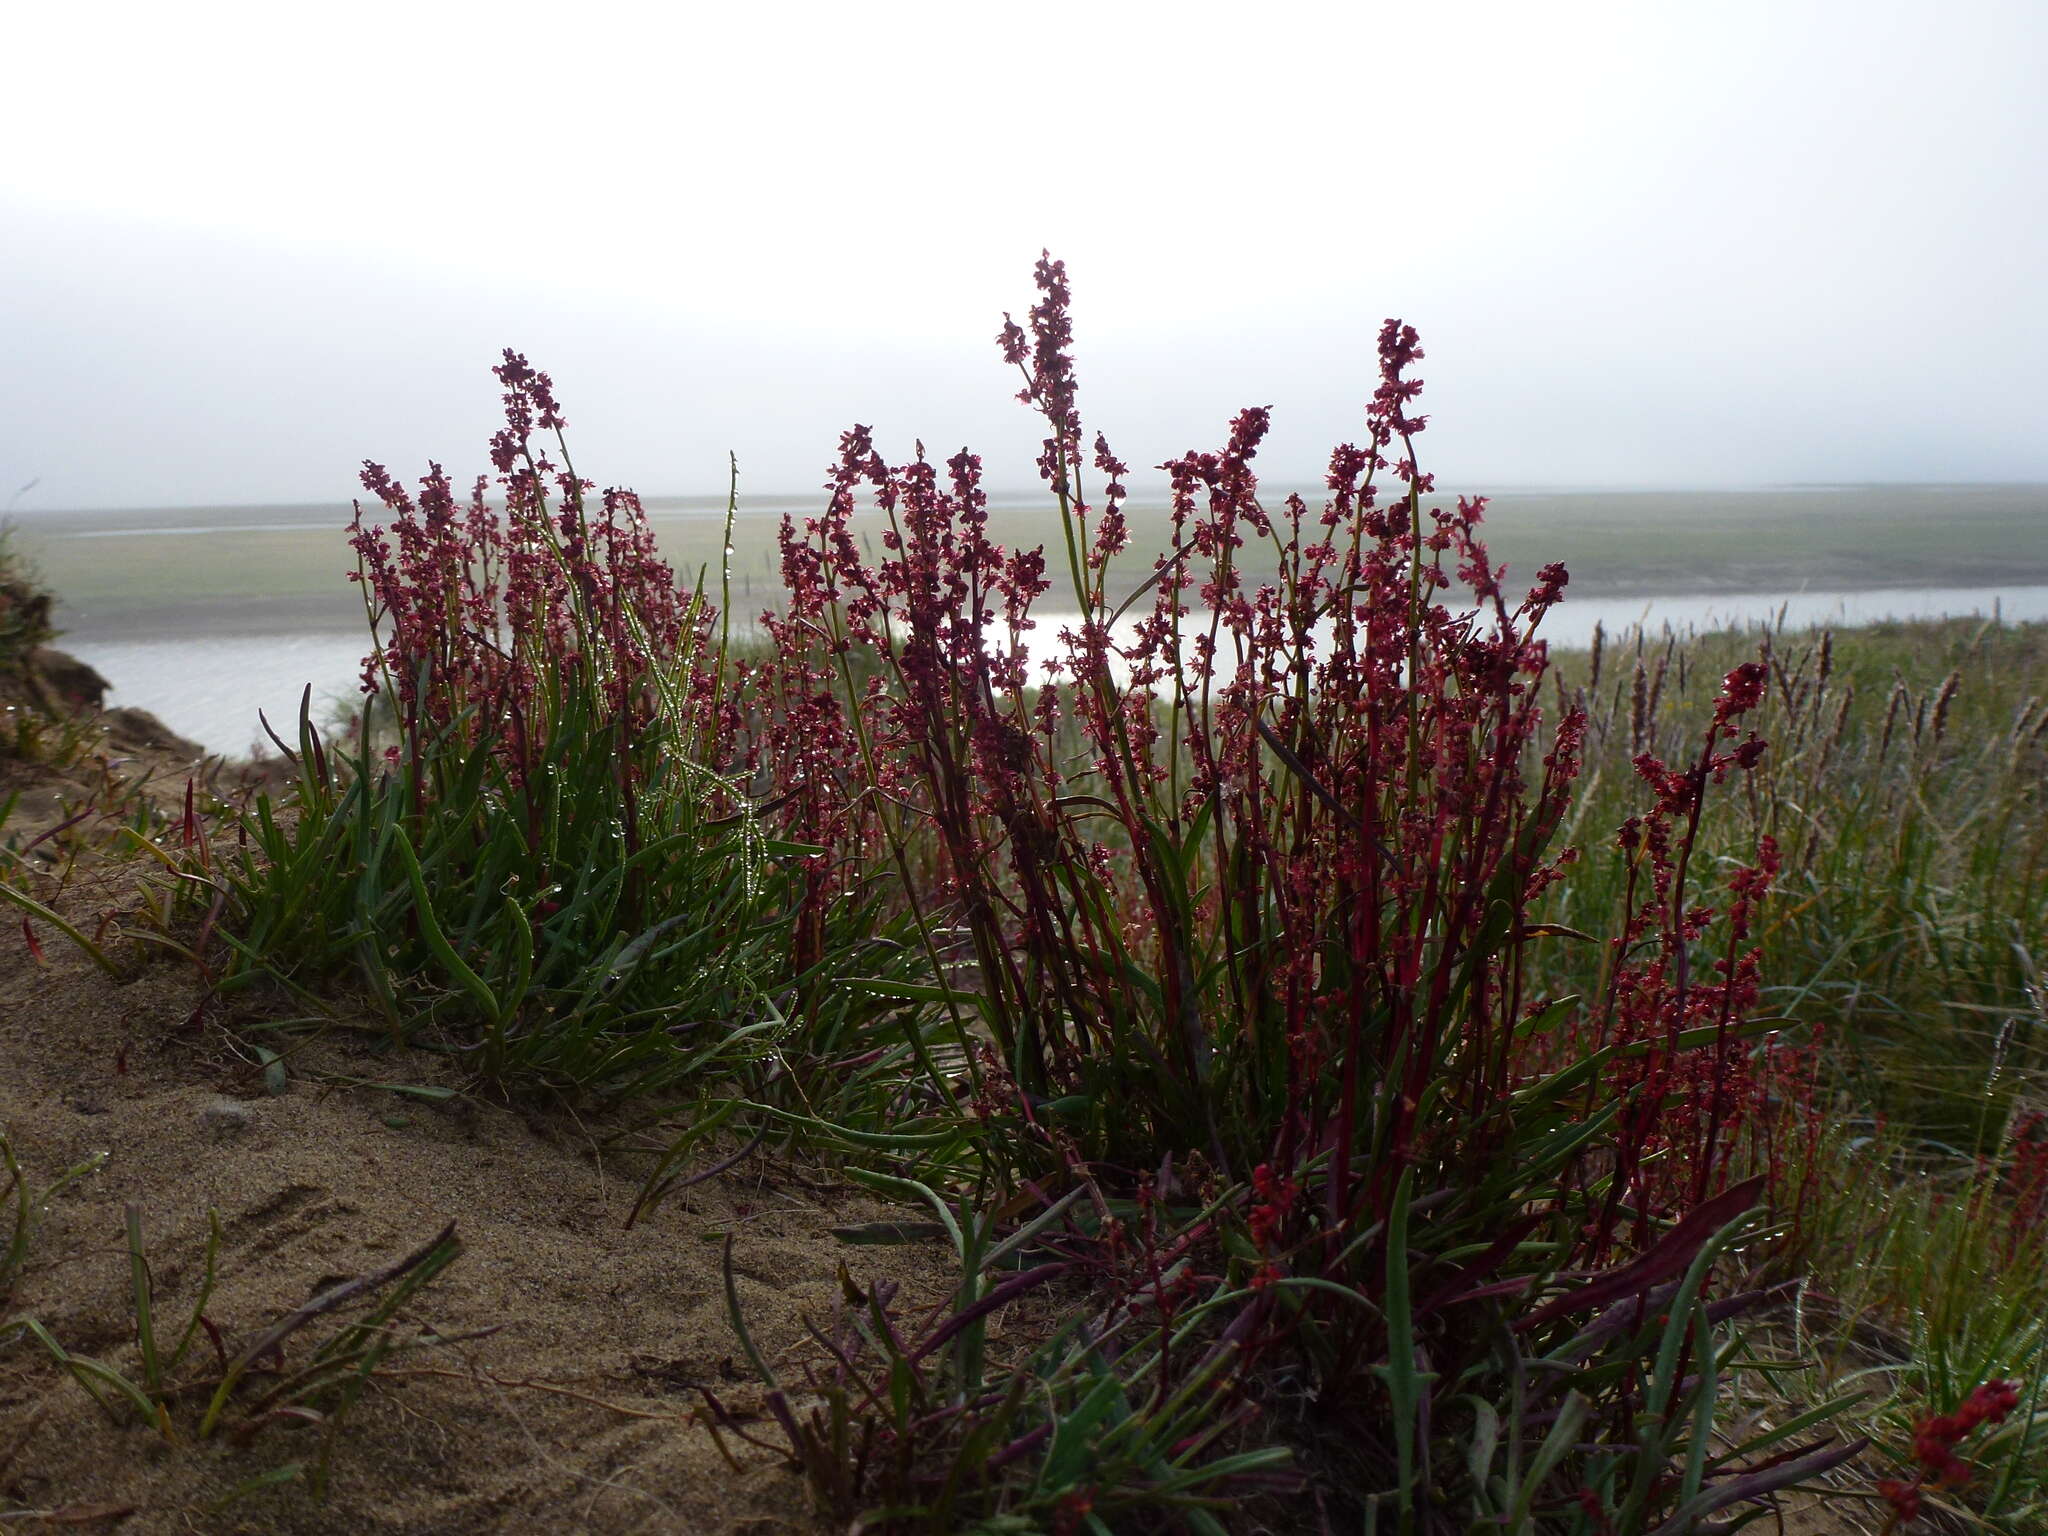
(43, 561), (2048, 647)
(15, 482), (2047, 633)
(57, 581), (2048, 759)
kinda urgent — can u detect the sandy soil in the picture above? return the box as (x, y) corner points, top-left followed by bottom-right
(0, 726), (948, 1534)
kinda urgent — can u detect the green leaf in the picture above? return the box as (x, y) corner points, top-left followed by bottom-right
(389, 825), (500, 1024)
(1505, 1390), (1588, 1531)
(0, 881), (124, 978)
(1040, 1370), (1125, 1490)
(207, 1462), (307, 1513)
(841, 976), (980, 1006)
(830, 1221), (952, 1246)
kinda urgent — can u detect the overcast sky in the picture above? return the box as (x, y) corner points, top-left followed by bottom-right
(3, 0), (2043, 510)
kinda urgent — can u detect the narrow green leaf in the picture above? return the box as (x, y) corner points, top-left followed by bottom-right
(389, 824), (500, 1023)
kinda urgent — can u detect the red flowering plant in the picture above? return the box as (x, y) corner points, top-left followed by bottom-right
(2001, 1109), (2048, 1266)
(1857, 1116), (2048, 1533)
(1877, 1379), (2028, 1530)
(754, 257), (1862, 1530)
(210, 352), (919, 1104)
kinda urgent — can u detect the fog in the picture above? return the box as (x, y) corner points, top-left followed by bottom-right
(3, 0), (2044, 510)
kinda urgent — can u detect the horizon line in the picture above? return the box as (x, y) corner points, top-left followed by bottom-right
(11, 478), (2048, 519)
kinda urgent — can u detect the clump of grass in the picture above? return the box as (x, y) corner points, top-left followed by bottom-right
(1535, 614), (2048, 1528)
(1766, 1078), (2048, 1526)
(197, 356), (925, 1106)
(723, 255), (1858, 1529)
(12, 1207), (467, 1502)
(708, 1181), (1293, 1535)
(0, 1127), (106, 1303)
(740, 1165), (1872, 1534)
(0, 760), (179, 982)
(1548, 616), (2048, 1139)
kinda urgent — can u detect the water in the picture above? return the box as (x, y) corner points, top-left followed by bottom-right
(65, 584), (2048, 757)
(78, 632), (371, 756)
(1466, 584), (2048, 650)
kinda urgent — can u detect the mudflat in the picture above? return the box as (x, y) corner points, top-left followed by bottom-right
(12, 483), (2046, 644)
